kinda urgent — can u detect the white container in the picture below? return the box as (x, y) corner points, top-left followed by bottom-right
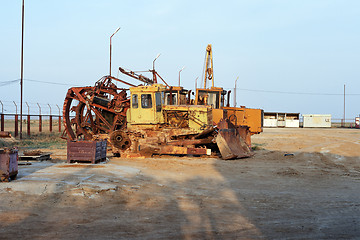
(264, 112), (300, 128)
(303, 114), (331, 128)
(285, 119), (300, 128)
(264, 118), (278, 127)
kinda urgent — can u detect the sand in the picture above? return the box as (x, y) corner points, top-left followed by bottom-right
(0, 128), (359, 239)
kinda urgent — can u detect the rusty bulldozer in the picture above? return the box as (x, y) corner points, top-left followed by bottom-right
(63, 45), (263, 159)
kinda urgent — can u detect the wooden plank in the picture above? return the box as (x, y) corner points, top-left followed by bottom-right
(19, 153), (51, 161)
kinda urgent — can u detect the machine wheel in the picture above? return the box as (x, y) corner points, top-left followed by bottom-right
(109, 130), (131, 151)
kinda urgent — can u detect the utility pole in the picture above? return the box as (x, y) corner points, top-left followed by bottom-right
(20, 0), (25, 139)
(343, 84), (346, 127)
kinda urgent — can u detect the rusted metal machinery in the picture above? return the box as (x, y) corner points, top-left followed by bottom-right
(63, 75), (131, 143)
(63, 48), (259, 159)
(194, 44), (263, 147)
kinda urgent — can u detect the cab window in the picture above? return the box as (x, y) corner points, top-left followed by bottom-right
(165, 93), (177, 105)
(198, 90), (219, 108)
(207, 92), (219, 108)
(132, 94), (138, 108)
(141, 94), (152, 108)
(155, 92), (162, 112)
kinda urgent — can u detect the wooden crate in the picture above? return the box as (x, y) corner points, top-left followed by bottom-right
(67, 140), (107, 164)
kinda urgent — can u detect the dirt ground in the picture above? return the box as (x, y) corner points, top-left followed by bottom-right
(0, 128), (359, 239)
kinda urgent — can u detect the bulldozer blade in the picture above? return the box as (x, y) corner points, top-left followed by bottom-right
(216, 128), (253, 160)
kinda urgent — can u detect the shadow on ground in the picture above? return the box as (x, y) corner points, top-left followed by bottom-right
(0, 148), (359, 239)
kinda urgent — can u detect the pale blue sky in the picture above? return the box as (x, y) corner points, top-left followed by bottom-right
(1, 0), (359, 119)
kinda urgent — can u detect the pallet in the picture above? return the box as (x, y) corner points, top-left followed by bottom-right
(19, 153), (51, 161)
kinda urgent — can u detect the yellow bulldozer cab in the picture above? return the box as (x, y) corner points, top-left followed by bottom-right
(195, 87), (227, 125)
(128, 84), (166, 125)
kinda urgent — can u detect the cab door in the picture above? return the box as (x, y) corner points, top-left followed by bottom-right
(129, 93), (153, 124)
(139, 93), (155, 123)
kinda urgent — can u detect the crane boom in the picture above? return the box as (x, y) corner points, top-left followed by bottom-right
(203, 44), (214, 89)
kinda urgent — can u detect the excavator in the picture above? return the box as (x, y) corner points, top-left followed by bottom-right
(62, 44), (261, 159)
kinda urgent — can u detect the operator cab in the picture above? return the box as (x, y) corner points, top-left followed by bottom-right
(195, 87), (227, 109)
(164, 86), (189, 105)
(128, 84), (166, 125)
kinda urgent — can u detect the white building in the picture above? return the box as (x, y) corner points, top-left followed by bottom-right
(303, 114), (331, 128)
(264, 112), (300, 128)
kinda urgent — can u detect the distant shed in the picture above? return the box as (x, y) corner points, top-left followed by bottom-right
(303, 114), (331, 128)
(264, 112), (300, 128)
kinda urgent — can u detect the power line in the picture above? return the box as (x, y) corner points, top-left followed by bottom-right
(24, 78), (75, 86)
(223, 87), (360, 96)
(0, 79), (19, 86)
(2, 79), (360, 96)
(0, 78), (76, 86)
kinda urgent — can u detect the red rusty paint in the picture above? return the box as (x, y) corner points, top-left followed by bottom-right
(166, 138), (213, 146)
(216, 119), (253, 160)
(49, 115), (52, 132)
(14, 115), (18, 137)
(39, 115), (42, 132)
(0, 114), (4, 132)
(0, 131), (11, 138)
(0, 148), (18, 182)
(67, 140), (107, 164)
(27, 115), (30, 136)
(58, 116), (61, 132)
